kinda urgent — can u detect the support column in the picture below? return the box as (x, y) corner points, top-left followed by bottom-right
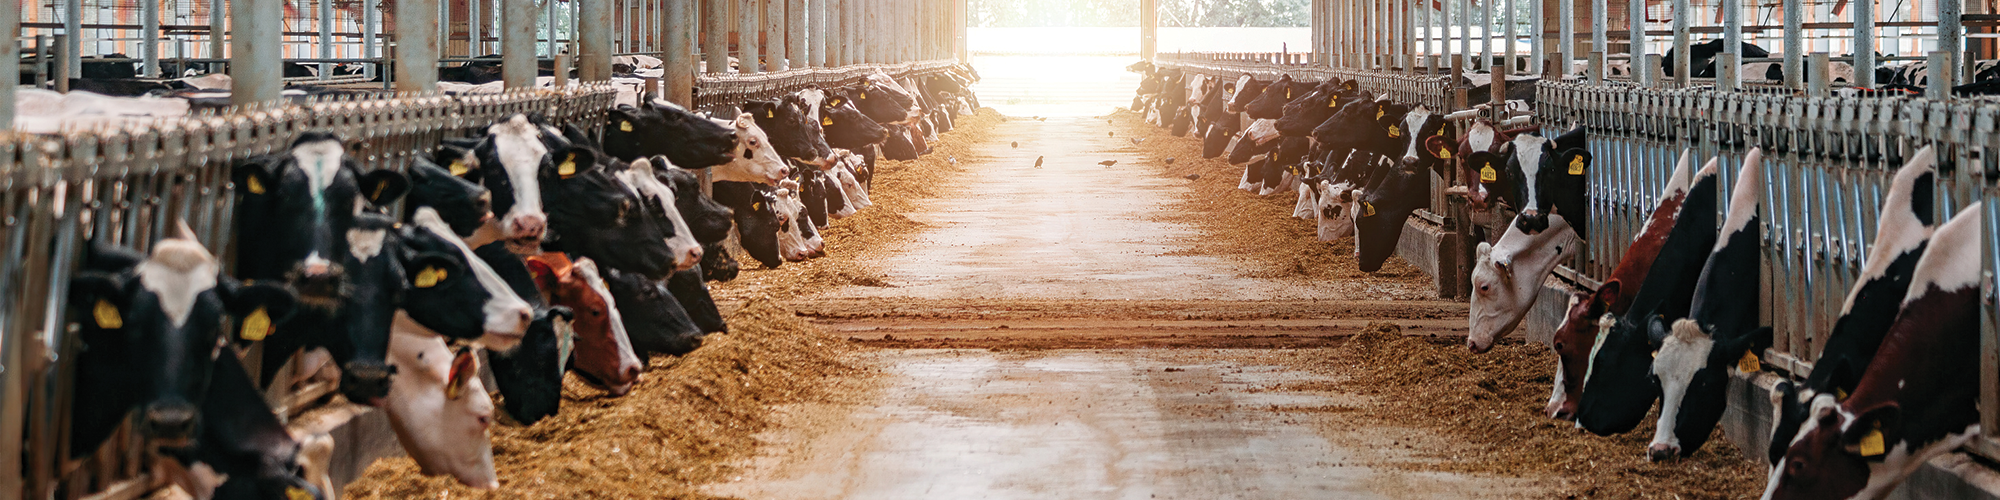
(1722, 0), (1740, 89)
(810, 0), (827, 66)
(1502, 0), (1515, 73)
(143, 0), (159, 77)
(503, 0), (535, 87)
(233, 0), (282, 105)
(1480, 0), (1492, 70)
(365, 0), (379, 81)
(1457, 0), (1471, 66)
(706, 0), (728, 73)
(955, 0), (968, 61)
(1559, 0), (1573, 74)
(668, 0), (694, 103)
(1530, 0), (1543, 74)
(209, 0), (224, 74)
(1672, 0), (1689, 85)
(1943, 0), (1964, 86)
(788, 0), (806, 68)
(1142, 0), (1158, 61)
(1852, 0), (1873, 88)
(765, 0), (785, 70)
(738, 0), (760, 72)
(582, 0), (612, 80)
(1630, 0), (1645, 83)
(1591, 0), (1606, 65)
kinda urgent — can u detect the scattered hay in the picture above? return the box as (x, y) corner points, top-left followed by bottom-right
(343, 297), (855, 499)
(1274, 330), (1768, 499)
(1108, 110), (1430, 294)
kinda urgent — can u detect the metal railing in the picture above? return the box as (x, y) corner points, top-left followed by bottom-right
(0, 83), (619, 498)
(692, 60), (966, 109)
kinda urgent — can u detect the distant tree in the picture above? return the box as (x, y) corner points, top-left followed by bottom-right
(968, 0), (1308, 27)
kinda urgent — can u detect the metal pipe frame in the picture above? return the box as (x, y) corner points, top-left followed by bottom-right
(1591, 0), (1606, 65)
(1559, 0), (1573, 73)
(210, 0), (225, 73)
(1481, 0), (1493, 71)
(1630, 0), (1645, 84)
(1852, 0), (1874, 88)
(582, 0), (612, 80)
(706, 0), (728, 73)
(233, 0), (282, 105)
(787, 0), (806, 68)
(1943, 0), (1964, 86)
(1672, 0), (1689, 86)
(142, 0), (159, 78)
(1530, 0), (1542, 74)
(364, 0), (379, 81)
(1502, 0), (1515, 74)
(809, 0), (826, 67)
(503, 0), (535, 87)
(1723, 0), (1741, 89)
(397, 0), (441, 91)
(1458, 0), (1471, 68)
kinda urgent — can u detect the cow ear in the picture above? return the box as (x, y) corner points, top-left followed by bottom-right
(1555, 125), (1588, 150)
(358, 170), (409, 206)
(544, 305), (576, 323)
(1591, 281), (1620, 313)
(523, 255), (560, 292)
(70, 272), (132, 329)
(232, 157), (281, 197)
(562, 124), (594, 148)
(445, 346), (479, 401)
(1841, 405), (1900, 457)
(406, 253), (466, 290)
(1557, 149), (1593, 177)
(217, 281), (298, 341)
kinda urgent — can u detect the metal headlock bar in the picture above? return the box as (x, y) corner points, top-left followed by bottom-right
(692, 59), (966, 109)
(1150, 54), (2000, 462)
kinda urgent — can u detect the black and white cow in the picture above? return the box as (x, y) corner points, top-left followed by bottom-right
(171, 350), (326, 499)
(820, 93), (892, 151)
(1763, 204), (1983, 500)
(1352, 106), (1453, 273)
(1575, 158), (1722, 436)
(1649, 149), (1773, 461)
(603, 266), (706, 357)
(540, 146), (684, 280)
(471, 241), (575, 425)
(69, 230), (296, 455)
(1767, 147), (1937, 465)
(601, 100), (738, 169)
(1662, 39), (1772, 78)
(711, 181), (785, 268)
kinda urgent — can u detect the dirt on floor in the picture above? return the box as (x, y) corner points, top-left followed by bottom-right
(1107, 109), (1431, 289)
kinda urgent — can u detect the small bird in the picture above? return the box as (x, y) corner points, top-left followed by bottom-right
(1107, 119), (1113, 124)
(1184, 174), (1200, 180)
(1108, 131), (1114, 137)
(1164, 157), (1176, 165)
(1034, 156), (1045, 168)
(1129, 138), (1145, 145)
(1011, 141), (1019, 148)
(1098, 160), (1118, 167)
(1036, 117), (1047, 121)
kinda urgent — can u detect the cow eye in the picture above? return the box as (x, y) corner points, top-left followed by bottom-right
(1553, 340), (1565, 350)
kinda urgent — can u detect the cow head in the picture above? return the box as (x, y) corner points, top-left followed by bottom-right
(746, 94), (835, 169)
(821, 92), (891, 150)
(1648, 149), (1771, 461)
(1227, 75), (1267, 114)
(1396, 106), (1454, 175)
(401, 208), (534, 350)
(1243, 74), (1297, 120)
(470, 115), (557, 253)
(1311, 98), (1411, 160)
(1498, 127), (1591, 239)
(70, 229), (296, 445)
(612, 157), (704, 272)
(384, 331), (497, 489)
(603, 266), (705, 357)
(602, 100), (737, 168)
(772, 179), (824, 261)
(711, 113), (790, 185)
(1454, 121), (1521, 212)
(541, 148), (681, 280)
(1276, 79), (1357, 137)
(232, 132), (403, 290)
(526, 254), (642, 395)
(1465, 215), (1582, 352)
(711, 181), (784, 268)
(1311, 179), (1359, 241)
(833, 152), (874, 210)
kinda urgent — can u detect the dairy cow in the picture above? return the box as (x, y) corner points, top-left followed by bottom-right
(1575, 158), (1722, 436)
(1649, 149), (1773, 460)
(601, 100), (738, 169)
(709, 112), (792, 185)
(540, 147), (683, 280)
(711, 181), (785, 268)
(68, 231), (295, 456)
(475, 241), (575, 425)
(1463, 127), (1592, 351)
(526, 253), (643, 395)
(173, 351), (326, 499)
(383, 330), (497, 488)
(610, 157), (704, 271)
(603, 266), (706, 357)
(1353, 107), (1453, 273)
(1767, 147), (1938, 464)
(1545, 151), (1696, 420)
(1763, 204), (1983, 500)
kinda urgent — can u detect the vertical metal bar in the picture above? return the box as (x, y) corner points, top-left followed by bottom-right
(1722, 0), (1740, 88)
(440, 0), (451, 59)
(1808, 51), (1829, 96)
(365, 0), (380, 81)
(64, 0), (80, 77)
(763, 0), (783, 70)
(53, 35), (68, 93)
(1481, 0), (1493, 70)
(1591, 0), (1606, 64)
(808, 0), (825, 67)
(548, 0), (559, 57)
(740, 0), (760, 72)
(956, 0), (969, 61)
(668, 0), (695, 102)
(320, 0), (335, 80)
(1503, 0), (1516, 74)
(583, 0), (613, 79)
(1559, 0), (1573, 74)
(210, 0), (226, 73)
(233, 0), (282, 105)
(1852, 0), (1873, 88)
(1530, 0), (1542, 73)
(1927, 52), (1949, 99)
(1142, 0), (1158, 61)
(504, 0), (536, 87)
(142, 0), (159, 77)
(1783, 0), (1801, 88)
(1419, 0), (1431, 66)
(469, 0), (482, 54)
(0, 0), (15, 129)
(397, 0), (441, 92)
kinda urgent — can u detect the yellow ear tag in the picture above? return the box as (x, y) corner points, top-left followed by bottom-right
(558, 153), (578, 178)
(1387, 125), (1401, 138)
(371, 181), (388, 201)
(92, 300), (122, 329)
(751, 201), (762, 211)
(1836, 387), (1850, 400)
(1480, 165), (1497, 183)
(1737, 351), (1761, 373)
(449, 159), (469, 177)
(619, 120), (633, 132)
(767, 110), (775, 118)
(1327, 97), (1339, 108)
(823, 117), (834, 126)
(286, 487), (315, 500)
(1568, 155), (1586, 175)
(245, 175), (266, 195)
(1858, 425), (1886, 457)
(860, 91), (867, 99)
(1360, 201), (1377, 217)
(1376, 108), (1386, 120)
(240, 306), (272, 341)
(1285, 88), (1292, 99)
(1438, 148), (1453, 159)
(416, 267), (445, 288)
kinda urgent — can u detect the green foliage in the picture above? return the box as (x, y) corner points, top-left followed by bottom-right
(968, 0), (1310, 27)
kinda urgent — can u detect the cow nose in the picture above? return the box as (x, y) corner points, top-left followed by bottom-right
(1647, 443), (1680, 462)
(303, 256), (333, 277)
(1466, 338), (1491, 354)
(1403, 154), (1420, 165)
(341, 361), (397, 406)
(141, 402), (198, 440)
(777, 167), (791, 179)
(511, 214), (547, 239)
(1549, 400), (1578, 421)
(621, 364), (643, 384)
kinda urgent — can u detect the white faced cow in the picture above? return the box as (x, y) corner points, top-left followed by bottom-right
(710, 113), (791, 185)
(612, 157), (705, 271)
(383, 329), (498, 489)
(1465, 128), (1591, 353)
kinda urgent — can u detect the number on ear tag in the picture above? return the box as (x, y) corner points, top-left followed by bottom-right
(1387, 125), (1401, 138)
(415, 267), (445, 288)
(93, 300), (122, 329)
(240, 307), (272, 341)
(559, 153), (578, 178)
(619, 121), (633, 132)
(449, 159), (470, 177)
(1567, 155), (1586, 175)
(245, 175), (266, 194)
(1480, 165), (1497, 183)
(1737, 351), (1761, 373)
(823, 117), (834, 126)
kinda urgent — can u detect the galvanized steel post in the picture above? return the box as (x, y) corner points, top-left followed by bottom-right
(1808, 52), (1830, 96)
(1672, 0), (1689, 86)
(233, 0), (283, 105)
(548, 0), (560, 56)
(1559, 0), (1573, 74)
(765, 0), (785, 71)
(1405, 0), (1418, 71)
(808, 0), (826, 66)
(320, 0), (336, 80)
(1480, 0), (1493, 70)
(470, 0), (482, 54)
(1458, 0), (1472, 67)
(503, 0), (536, 87)
(1503, 0), (1515, 73)
(1530, 0), (1542, 74)
(64, 0), (79, 77)
(1143, 0), (1159, 61)
(740, 0), (761, 72)
(210, 0), (226, 73)
(397, 0), (441, 91)
(668, 0), (696, 102)
(1630, 0), (1644, 84)
(365, 0), (380, 81)
(1943, 0), (1964, 85)
(1723, 0), (1741, 89)
(1853, 0), (1873, 88)
(955, 0), (968, 61)
(143, 0), (160, 78)
(1591, 0), (1605, 67)
(583, 0), (613, 80)
(1928, 51), (1950, 99)
(788, 0), (806, 68)
(1783, 0), (1801, 88)
(0, 0), (15, 129)
(1418, 0), (1430, 67)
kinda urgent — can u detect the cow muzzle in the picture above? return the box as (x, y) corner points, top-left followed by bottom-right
(1646, 442), (1680, 462)
(341, 361), (398, 407)
(1546, 396), (1578, 421)
(141, 401), (199, 441)
(1515, 210), (1550, 234)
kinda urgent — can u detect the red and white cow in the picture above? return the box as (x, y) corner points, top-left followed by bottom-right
(1763, 203), (1983, 500)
